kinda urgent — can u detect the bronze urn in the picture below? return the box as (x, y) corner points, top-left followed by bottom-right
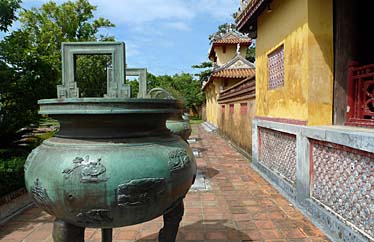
(24, 42), (197, 242)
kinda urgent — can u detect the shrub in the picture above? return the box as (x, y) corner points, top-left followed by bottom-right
(0, 156), (26, 197)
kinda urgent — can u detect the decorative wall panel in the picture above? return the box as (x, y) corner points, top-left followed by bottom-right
(312, 140), (374, 238)
(259, 128), (296, 184)
(268, 45), (285, 90)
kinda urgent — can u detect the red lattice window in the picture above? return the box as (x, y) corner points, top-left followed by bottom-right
(221, 105), (225, 112)
(229, 104), (234, 113)
(240, 103), (247, 115)
(268, 45), (285, 90)
(346, 63), (374, 127)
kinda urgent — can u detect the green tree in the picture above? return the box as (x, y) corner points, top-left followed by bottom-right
(147, 73), (179, 98)
(0, 0), (21, 32)
(128, 79), (139, 98)
(75, 55), (112, 97)
(0, 0), (115, 146)
(146, 72), (204, 115)
(192, 61), (213, 83)
(171, 73), (205, 114)
(208, 23), (236, 42)
(246, 42), (256, 63)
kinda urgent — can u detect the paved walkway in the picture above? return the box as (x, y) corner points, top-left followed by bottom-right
(0, 124), (330, 242)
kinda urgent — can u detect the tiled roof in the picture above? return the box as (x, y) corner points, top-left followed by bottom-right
(209, 31), (252, 59)
(203, 54), (255, 91)
(211, 68), (255, 79)
(202, 68), (255, 91)
(213, 37), (252, 45)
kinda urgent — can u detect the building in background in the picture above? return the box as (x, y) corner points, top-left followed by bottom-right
(202, 30), (256, 154)
(235, 0), (374, 241)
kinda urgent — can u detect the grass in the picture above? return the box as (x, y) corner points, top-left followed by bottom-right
(190, 119), (203, 124)
(35, 131), (55, 140)
(0, 155), (27, 197)
(39, 117), (60, 127)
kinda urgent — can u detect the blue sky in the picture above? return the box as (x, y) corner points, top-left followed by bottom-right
(2, 0), (239, 75)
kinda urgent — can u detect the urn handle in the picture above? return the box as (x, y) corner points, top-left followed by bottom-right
(147, 88), (175, 100)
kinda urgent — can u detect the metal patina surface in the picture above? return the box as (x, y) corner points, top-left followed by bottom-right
(24, 42), (196, 242)
(166, 113), (192, 141)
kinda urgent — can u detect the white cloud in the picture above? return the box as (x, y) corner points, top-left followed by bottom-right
(195, 0), (238, 20)
(22, 0), (238, 26)
(124, 40), (141, 57)
(18, 0), (240, 75)
(90, 0), (193, 24)
(90, 0), (237, 24)
(164, 21), (191, 31)
(131, 24), (164, 37)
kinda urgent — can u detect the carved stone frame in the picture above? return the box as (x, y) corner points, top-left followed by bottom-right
(57, 42), (127, 98)
(126, 68), (147, 98)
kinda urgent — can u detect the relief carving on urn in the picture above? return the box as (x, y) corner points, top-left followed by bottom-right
(168, 149), (192, 173)
(117, 178), (166, 207)
(62, 156), (108, 183)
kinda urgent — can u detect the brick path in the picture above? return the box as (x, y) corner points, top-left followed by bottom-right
(0, 124), (330, 242)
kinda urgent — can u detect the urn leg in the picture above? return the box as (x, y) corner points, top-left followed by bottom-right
(158, 200), (184, 242)
(101, 228), (113, 242)
(52, 219), (85, 242)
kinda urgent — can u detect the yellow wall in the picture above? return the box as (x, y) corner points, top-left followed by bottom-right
(306, 0), (333, 125)
(215, 46), (247, 66)
(205, 81), (221, 126)
(205, 86), (213, 122)
(204, 78), (245, 126)
(255, 0), (333, 125)
(218, 99), (256, 153)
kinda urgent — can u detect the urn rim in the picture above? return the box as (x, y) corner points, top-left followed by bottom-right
(38, 98), (183, 115)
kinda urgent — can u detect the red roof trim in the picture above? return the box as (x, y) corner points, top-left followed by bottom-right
(236, 0), (268, 32)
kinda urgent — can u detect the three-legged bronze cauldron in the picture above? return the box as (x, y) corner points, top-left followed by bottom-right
(24, 42), (196, 242)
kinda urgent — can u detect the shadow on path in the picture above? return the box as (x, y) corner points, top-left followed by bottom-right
(136, 219), (252, 242)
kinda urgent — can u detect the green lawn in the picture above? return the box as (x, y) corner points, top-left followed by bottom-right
(0, 155), (27, 197)
(190, 119), (203, 124)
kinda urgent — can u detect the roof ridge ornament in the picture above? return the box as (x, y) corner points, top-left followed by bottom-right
(236, 43), (241, 55)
